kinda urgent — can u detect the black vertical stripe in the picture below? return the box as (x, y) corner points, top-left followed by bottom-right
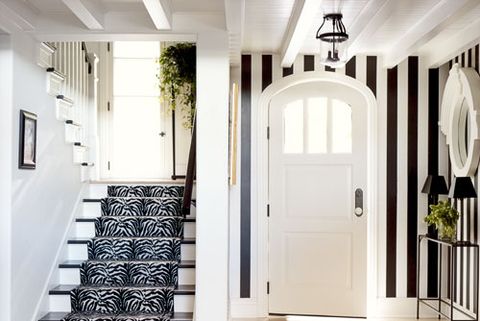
(346, 56), (356, 78)
(304, 55), (314, 72)
(455, 56), (459, 64)
(461, 52), (465, 67)
(325, 65), (335, 72)
(475, 45), (479, 73)
(468, 49), (473, 68)
(475, 174), (479, 244)
(386, 66), (398, 297)
(449, 60), (453, 70)
(262, 55), (272, 91)
(240, 54), (251, 298)
(366, 56), (377, 97)
(283, 65), (294, 77)
(407, 57), (419, 297)
(427, 68), (439, 297)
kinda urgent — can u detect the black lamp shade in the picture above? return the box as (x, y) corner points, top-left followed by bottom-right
(421, 175), (448, 195)
(448, 176), (477, 199)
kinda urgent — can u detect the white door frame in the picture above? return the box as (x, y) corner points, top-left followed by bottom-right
(253, 71), (378, 317)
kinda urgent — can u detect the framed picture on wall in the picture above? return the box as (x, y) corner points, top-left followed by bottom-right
(19, 110), (37, 169)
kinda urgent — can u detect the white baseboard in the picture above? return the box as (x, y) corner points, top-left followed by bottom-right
(230, 298), (261, 319)
(373, 297), (437, 318)
(230, 297), (438, 319)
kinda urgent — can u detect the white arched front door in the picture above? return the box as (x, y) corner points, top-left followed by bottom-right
(268, 81), (368, 317)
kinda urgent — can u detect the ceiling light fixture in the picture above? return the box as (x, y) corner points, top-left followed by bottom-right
(316, 13), (349, 68)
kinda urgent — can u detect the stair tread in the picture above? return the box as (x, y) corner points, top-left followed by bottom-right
(39, 312), (193, 321)
(75, 216), (197, 223)
(68, 237), (194, 244)
(59, 259), (196, 269)
(49, 284), (195, 295)
(76, 217), (196, 222)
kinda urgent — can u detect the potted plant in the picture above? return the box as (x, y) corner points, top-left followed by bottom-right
(157, 42), (196, 128)
(424, 200), (459, 241)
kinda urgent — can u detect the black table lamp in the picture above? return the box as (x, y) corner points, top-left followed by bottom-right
(421, 175), (449, 203)
(448, 176), (477, 199)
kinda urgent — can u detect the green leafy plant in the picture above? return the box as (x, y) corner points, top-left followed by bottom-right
(424, 200), (459, 241)
(157, 43), (196, 128)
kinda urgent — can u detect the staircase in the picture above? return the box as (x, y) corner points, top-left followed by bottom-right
(39, 184), (196, 321)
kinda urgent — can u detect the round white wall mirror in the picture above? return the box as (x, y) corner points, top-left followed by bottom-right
(440, 64), (480, 177)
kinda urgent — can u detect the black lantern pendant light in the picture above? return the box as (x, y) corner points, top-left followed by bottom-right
(316, 13), (349, 68)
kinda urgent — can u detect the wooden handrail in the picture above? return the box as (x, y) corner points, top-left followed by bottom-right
(182, 114), (196, 215)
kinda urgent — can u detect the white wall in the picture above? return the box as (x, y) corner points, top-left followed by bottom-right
(9, 33), (85, 321)
(0, 34), (13, 321)
(174, 15), (231, 321)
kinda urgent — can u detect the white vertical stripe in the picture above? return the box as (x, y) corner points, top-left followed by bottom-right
(418, 57), (429, 298)
(272, 54), (282, 82)
(293, 55), (303, 74)
(356, 55), (366, 85)
(376, 56), (388, 298)
(314, 55), (322, 72)
(438, 64), (449, 178)
(396, 59), (408, 298)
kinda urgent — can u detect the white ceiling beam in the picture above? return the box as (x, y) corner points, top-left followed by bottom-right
(142, 0), (172, 30)
(62, 0), (104, 30)
(224, 0), (245, 66)
(425, 17), (480, 68)
(0, 0), (37, 31)
(280, 0), (323, 68)
(383, 0), (478, 68)
(346, 0), (394, 58)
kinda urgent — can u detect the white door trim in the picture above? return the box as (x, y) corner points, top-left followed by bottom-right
(253, 71), (378, 317)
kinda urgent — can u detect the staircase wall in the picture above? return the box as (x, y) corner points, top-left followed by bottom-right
(6, 33), (86, 321)
(0, 34), (14, 321)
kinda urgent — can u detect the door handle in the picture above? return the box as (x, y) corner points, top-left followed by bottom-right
(355, 188), (363, 217)
(159, 131), (166, 137)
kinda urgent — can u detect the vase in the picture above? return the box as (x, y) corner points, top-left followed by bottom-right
(438, 223), (457, 242)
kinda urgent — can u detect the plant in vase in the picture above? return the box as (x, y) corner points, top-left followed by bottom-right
(157, 42), (196, 128)
(424, 200), (459, 241)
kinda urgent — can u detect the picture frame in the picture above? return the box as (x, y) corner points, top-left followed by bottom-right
(229, 82), (239, 185)
(19, 110), (37, 169)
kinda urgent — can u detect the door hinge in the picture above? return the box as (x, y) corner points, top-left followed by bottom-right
(267, 282), (270, 294)
(107, 161), (111, 171)
(107, 101), (111, 111)
(267, 126), (270, 139)
(267, 204), (270, 217)
(107, 42), (111, 52)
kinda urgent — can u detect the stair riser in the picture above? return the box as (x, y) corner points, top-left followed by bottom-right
(76, 221), (196, 238)
(87, 185), (196, 199)
(60, 267), (195, 285)
(68, 243), (195, 261)
(49, 293), (194, 313)
(82, 203), (196, 218)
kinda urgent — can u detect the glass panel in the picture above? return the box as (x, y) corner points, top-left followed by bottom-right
(283, 100), (304, 153)
(331, 99), (352, 153)
(113, 97), (162, 178)
(113, 58), (160, 96)
(307, 97), (328, 153)
(113, 41), (160, 58)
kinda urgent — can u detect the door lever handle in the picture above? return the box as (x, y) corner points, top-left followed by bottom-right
(355, 188), (363, 217)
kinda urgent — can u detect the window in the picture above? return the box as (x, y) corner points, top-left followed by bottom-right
(283, 97), (352, 154)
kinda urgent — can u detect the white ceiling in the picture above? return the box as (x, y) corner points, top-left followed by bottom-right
(2, 0), (480, 67)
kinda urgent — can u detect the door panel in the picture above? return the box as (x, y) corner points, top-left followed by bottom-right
(269, 82), (367, 317)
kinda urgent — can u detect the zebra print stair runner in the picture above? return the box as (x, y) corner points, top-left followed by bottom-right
(63, 185), (185, 321)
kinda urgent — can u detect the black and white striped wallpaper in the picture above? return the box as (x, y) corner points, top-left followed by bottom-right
(237, 48), (480, 309)
(431, 44), (480, 312)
